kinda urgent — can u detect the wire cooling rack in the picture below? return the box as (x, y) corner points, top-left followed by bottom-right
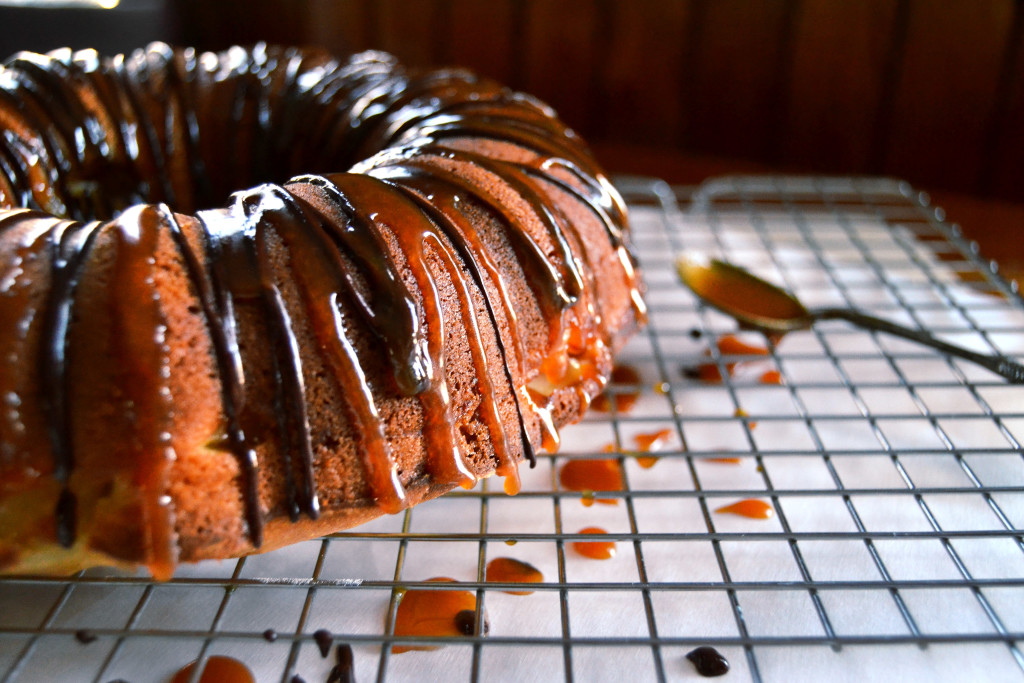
(1, 176), (1023, 683)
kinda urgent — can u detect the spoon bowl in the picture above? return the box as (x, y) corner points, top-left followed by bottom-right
(675, 252), (1024, 384)
(674, 252), (812, 334)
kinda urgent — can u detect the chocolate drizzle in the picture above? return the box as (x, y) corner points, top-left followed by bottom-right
(238, 190), (321, 522)
(383, 179), (537, 468)
(241, 183), (408, 514)
(38, 218), (103, 547)
(160, 204), (266, 546)
(188, 208), (270, 545)
(0, 43), (642, 565)
(369, 161), (579, 319)
(288, 177), (430, 396)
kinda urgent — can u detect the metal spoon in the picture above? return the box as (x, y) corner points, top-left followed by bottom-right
(675, 252), (1024, 383)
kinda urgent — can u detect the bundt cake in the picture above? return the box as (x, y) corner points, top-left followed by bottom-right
(0, 43), (644, 578)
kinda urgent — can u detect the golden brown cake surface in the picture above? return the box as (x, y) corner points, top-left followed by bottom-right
(0, 44), (644, 578)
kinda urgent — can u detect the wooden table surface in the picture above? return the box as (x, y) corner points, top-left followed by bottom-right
(595, 144), (1024, 288)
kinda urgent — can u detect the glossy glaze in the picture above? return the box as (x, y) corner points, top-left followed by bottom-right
(0, 44), (643, 566)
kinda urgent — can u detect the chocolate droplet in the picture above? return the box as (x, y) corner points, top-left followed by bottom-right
(55, 490), (77, 548)
(453, 609), (489, 636)
(75, 629), (97, 644)
(326, 643), (355, 683)
(686, 646), (729, 677)
(313, 629), (334, 657)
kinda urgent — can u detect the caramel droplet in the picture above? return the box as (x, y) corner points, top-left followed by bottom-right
(685, 335), (770, 383)
(716, 335), (769, 357)
(392, 578), (483, 653)
(715, 499), (774, 519)
(559, 458), (623, 505)
(733, 407), (757, 430)
(633, 428), (673, 452)
(685, 362), (727, 383)
(171, 656), (254, 683)
(486, 557), (544, 594)
(572, 527), (616, 560)
(759, 369), (782, 384)
(632, 427), (674, 468)
(591, 364), (641, 413)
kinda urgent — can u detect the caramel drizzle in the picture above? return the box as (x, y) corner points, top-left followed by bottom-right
(417, 146), (601, 319)
(369, 149), (611, 405)
(0, 64), (72, 217)
(33, 207), (175, 571)
(374, 127), (644, 330)
(0, 140), (29, 208)
(240, 184), (408, 514)
(301, 178), (432, 396)
(457, 151), (611, 382)
(368, 154), (601, 465)
(336, 173), (522, 489)
(522, 160), (648, 324)
(116, 47), (178, 210)
(302, 174), (477, 494)
(0, 212), (50, 464)
(109, 207), (176, 576)
(399, 127), (644, 327)
(371, 159), (581, 320)
(381, 176), (537, 468)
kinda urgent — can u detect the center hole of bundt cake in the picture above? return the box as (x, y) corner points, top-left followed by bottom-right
(63, 163), (150, 221)
(63, 160), (308, 222)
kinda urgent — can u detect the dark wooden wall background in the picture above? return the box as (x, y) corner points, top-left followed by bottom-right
(20, 0), (989, 205)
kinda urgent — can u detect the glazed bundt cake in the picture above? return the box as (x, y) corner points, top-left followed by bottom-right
(0, 43), (644, 578)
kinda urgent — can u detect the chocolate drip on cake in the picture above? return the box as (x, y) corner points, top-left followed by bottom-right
(38, 220), (103, 547)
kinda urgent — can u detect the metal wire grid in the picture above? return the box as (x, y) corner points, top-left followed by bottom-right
(1, 175), (1023, 682)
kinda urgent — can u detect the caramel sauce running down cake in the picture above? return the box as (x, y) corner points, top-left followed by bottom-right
(0, 44), (645, 577)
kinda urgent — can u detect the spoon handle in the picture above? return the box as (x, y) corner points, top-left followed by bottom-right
(813, 308), (1024, 384)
